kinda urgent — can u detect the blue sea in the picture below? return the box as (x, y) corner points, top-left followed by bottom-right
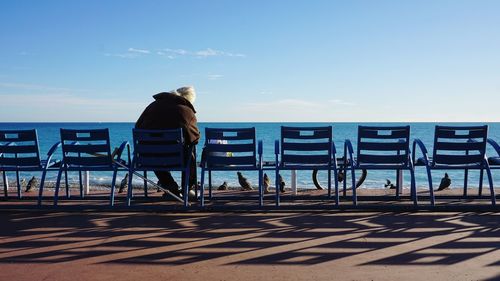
(1, 122), (499, 189)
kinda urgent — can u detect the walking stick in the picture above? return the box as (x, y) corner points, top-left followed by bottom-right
(98, 148), (187, 205)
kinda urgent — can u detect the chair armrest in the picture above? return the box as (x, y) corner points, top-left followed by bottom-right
(412, 139), (430, 166)
(344, 139), (355, 167)
(0, 142), (14, 157)
(487, 138), (500, 157)
(46, 141), (61, 157)
(332, 141), (338, 166)
(115, 141), (131, 166)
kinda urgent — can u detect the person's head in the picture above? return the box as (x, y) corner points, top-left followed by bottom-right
(172, 86), (196, 104)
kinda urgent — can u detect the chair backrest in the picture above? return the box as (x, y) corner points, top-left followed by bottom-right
(204, 127), (256, 168)
(432, 125), (488, 165)
(356, 126), (410, 166)
(60, 129), (113, 167)
(280, 126), (332, 167)
(132, 128), (186, 169)
(0, 129), (41, 167)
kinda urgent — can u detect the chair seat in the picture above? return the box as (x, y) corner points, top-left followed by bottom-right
(207, 164), (258, 171)
(416, 157), (483, 168)
(488, 157), (500, 166)
(352, 159), (407, 169)
(280, 164), (333, 170)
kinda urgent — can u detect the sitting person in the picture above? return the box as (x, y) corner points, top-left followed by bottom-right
(135, 86), (200, 197)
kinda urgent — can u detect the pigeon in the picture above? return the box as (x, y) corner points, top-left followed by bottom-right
(278, 174), (286, 193)
(25, 176), (37, 192)
(20, 178), (26, 187)
(218, 181), (228, 191)
(337, 171), (345, 182)
(118, 173), (128, 193)
(237, 172), (253, 191)
(263, 173), (271, 193)
(384, 179), (396, 189)
(437, 173), (451, 191)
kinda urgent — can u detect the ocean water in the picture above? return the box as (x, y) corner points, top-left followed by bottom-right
(1, 122), (499, 189)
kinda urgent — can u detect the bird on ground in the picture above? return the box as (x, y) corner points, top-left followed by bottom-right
(237, 172), (253, 191)
(263, 173), (271, 193)
(437, 173), (451, 191)
(25, 176), (37, 192)
(384, 179), (396, 189)
(337, 171), (345, 182)
(118, 173), (129, 193)
(278, 174), (286, 193)
(218, 181), (228, 191)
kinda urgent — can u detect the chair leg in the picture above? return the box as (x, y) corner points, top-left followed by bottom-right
(110, 169), (118, 206)
(478, 169), (484, 196)
(64, 169), (70, 199)
(143, 171), (148, 198)
(54, 169), (64, 206)
(200, 168), (205, 207)
(485, 165), (496, 205)
(183, 170), (190, 207)
(38, 169), (49, 206)
(2, 171), (8, 198)
(208, 170), (212, 199)
(79, 170), (84, 198)
(334, 169), (339, 206)
(351, 168), (357, 206)
(343, 165), (347, 197)
(16, 171), (21, 199)
(126, 172), (134, 206)
(395, 170), (401, 200)
(258, 169), (263, 207)
(327, 169), (332, 198)
(463, 169), (468, 197)
(275, 169), (280, 207)
(410, 168), (417, 206)
(426, 167), (435, 206)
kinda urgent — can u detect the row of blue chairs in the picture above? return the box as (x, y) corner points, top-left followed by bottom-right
(1, 125), (499, 208)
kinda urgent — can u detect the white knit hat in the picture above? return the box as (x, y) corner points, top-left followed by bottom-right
(173, 86), (196, 104)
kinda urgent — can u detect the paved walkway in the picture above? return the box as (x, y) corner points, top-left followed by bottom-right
(0, 211), (499, 281)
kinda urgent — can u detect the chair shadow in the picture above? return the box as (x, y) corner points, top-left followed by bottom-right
(0, 211), (498, 268)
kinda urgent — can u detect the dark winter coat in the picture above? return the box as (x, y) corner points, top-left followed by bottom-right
(135, 92), (200, 145)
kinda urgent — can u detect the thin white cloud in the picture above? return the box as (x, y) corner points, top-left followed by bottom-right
(207, 74), (224, 80)
(328, 99), (356, 106)
(195, 48), (221, 57)
(105, 47), (245, 59)
(104, 53), (139, 59)
(128, 47), (150, 54)
(163, 48), (189, 55)
(243, 99), (324, 111)
(0, 93), (146, 122)
(0, 82), (86, 93)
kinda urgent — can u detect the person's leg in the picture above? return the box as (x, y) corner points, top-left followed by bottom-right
(154, 171), (180, 196)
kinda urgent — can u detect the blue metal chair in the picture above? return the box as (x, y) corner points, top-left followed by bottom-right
(274, 126), (337, 206)
(54, 128), (130, 206)
(344, 126), (415, 206)
(413, 125), (495, 206)
(127, 128), (193, 207)
(199, 127), (263, 206)
(0, 129), (61, 203)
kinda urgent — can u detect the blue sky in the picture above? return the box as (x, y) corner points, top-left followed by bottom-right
(1, 0), (499, 122)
